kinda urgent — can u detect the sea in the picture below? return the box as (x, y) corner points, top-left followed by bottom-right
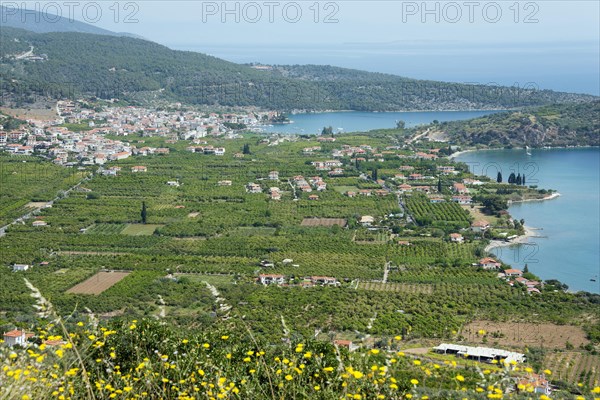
(261, 110), (501, 135)
(456, 148), (600, 294)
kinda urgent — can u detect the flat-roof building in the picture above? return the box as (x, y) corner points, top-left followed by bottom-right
(432, 343), (526, 364)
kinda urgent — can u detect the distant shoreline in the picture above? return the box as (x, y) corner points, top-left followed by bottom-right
(289, 108), (509, 115)
(449, 145), (599, 159)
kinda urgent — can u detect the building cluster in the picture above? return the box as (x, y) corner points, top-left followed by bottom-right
(0, 101), (274, 165)
(292, 175), (327, 192)
(258, 274), (340, 287)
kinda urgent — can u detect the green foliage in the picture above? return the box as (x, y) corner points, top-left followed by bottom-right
(0, 133), (598, 346)
(405, 194), (472, 230)
(439, 102), (600, 147)
(140, 201), (147, 224)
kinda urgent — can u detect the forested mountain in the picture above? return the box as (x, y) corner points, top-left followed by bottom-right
(0, 27), (597, 111)
(435, 101), (600, 147)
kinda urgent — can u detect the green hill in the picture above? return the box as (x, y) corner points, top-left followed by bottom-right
(0, 27), (597, 111)
(434, 101), (600, 147)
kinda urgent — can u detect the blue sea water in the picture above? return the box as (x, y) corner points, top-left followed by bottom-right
(261, 110), (500, 135)
(174, 42), (600, 96)
(456, 148), (600, 293)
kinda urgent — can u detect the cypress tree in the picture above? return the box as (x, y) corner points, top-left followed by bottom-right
(141, 201), (147, 224)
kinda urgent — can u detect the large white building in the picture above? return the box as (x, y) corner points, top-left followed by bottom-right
(433, 343), (526, 364)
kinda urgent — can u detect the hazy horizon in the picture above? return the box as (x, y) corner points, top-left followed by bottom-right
(7, 1), (600, 95)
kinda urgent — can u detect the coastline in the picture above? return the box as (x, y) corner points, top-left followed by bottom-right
(449, 145), (599, 159)
(508, 192), (561, 204)
(484, 193), (559, 253)
(484, 225), (541, 253)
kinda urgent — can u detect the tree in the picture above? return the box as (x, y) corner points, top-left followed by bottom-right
(141, 201), (147, 224)
(522, 175), (526, 185)
(242, 144), (251, 154)
(372, 168), (378, 181)
(508, 172), (516, 184)
(480, 195), (508, 214)
(523, 264), (529, 273)
(321, 126), (333, 136)
(516, 173), (522, 185)
(437, 178), (442, 193)
(395, 120), (406, 129)
(497, 172), (502, 183)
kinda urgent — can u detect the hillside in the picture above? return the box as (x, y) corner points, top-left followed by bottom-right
(0, 27), (597, 111)
(0, 5), (139, 37)
(431, 101), (600, 147)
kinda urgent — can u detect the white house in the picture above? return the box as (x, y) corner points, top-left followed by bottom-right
(3, 329), (32, 346)
(12, 264), (30, 272)
(246, 183), (262, 193)
(360, 215), (375, 226)
(479, 258), (501, 270)
(258, 274), (285, 285)
(310, 276), (339, 286)
(334, 339), (358, 352)
(471, 220), (490, 232)
(450, 233), (464, 243)
(452, 195), (472, 205)
(504, 268), (523, 277)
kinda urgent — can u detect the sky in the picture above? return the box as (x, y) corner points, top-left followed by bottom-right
(14, 1), (600, 94)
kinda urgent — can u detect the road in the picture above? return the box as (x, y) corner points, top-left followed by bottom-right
(382, 261), (391, 283)
(407, 128), (430, 144)
(14, 46), (34, 60)
(397, 194), (414, 224)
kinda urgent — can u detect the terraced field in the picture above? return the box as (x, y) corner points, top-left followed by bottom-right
(544, 351), (600, 386)
(358, 281), (434, 294)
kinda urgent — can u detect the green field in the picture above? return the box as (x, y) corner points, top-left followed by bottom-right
(121, 224), (163, 236)
(0, 131), (597, 353)
(84, 223), (126, 234)
(232, 226), (277, 236)
(333, 185), (360, 193)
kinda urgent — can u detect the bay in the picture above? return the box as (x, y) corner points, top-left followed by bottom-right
(261, 110), (501, 135)
(456, 148), (600, 293)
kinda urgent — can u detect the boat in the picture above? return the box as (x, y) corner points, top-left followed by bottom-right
(525, 145), (532, 156)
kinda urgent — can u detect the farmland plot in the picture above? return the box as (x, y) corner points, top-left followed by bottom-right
(67, 271), (131, 295)
(462, 320), (589, 349)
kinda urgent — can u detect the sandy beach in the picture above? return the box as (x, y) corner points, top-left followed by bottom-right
(508, 192), (561, 204)
(448, 149), (476, 159)
(484, 225), (543, 252)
